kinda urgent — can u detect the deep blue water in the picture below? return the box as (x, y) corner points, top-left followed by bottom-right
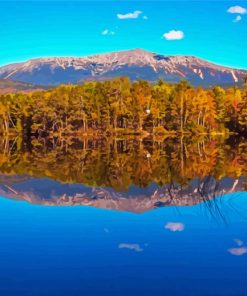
(0, 192), (247, 296)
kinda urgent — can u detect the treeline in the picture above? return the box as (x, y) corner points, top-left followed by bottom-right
(0, 77), (246, 136)
(0, 136), (246, 191)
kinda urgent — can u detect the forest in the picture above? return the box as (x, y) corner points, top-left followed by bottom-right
(0, 77), (246, 136)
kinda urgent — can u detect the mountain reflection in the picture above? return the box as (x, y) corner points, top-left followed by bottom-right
(0, 136), (246, 212)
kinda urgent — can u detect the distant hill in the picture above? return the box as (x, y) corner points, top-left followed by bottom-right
(0, 78), (45, 94)
(0, 49), (246, 87)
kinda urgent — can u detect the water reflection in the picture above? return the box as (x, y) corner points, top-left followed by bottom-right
(0, 136), (247, 296)
(228, 239), (247, 256)
(165, 222), (185, 232)
(0, 136), (246, 214)
(118, 243), (144, 252)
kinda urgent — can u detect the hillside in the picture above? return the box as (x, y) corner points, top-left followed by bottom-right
(0, 79), (45, 94)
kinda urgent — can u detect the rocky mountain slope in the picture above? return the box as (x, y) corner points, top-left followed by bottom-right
(0, 49), (246, 86)
(0, 175), (245, 213)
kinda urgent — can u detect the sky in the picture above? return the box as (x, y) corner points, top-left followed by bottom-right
(0, 1), (247, 69)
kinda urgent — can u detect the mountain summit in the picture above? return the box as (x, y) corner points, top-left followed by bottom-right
(0, 49), (246, 86)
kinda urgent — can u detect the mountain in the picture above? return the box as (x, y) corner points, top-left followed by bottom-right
(0, 78), (45, 94)
(0, 49), (246, 87)
(0, 175), (245, 213)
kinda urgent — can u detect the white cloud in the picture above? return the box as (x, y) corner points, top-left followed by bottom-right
(165, 222), (185, 232)
(102, 29), (109, 36)
(102, 29), (115, 36)
(163, 30), (184, 40)
(118, 243), (143, 252)
(228, 247), (247, 256)
(143, 15), (148, 20)
(227, 6), (247, 14)
(233, 15), (242, 22)
(117, 10), (142, 20)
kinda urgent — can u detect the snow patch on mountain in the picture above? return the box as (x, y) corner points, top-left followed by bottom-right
(231, 70), (238, 82)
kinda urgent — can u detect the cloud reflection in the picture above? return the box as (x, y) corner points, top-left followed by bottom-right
(228, 239), (247, 256)
(118, 243), (143, 252)
(228, 247), (247, 256)
(165, 222), (185, 232)
(234, 239), (243, 247)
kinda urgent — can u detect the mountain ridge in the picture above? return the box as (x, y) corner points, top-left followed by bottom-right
(0, 49), (246, 87)
(0, 175), (245, 213)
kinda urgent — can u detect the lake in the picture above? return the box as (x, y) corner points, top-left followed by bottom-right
(0, 136), (246, 296)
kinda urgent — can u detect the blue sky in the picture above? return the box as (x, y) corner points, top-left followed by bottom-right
(0, 1), (247, 69)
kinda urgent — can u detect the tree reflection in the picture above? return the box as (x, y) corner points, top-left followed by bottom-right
(0, 136), (246, 191)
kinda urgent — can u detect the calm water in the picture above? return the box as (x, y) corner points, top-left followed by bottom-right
(0, 136), (246, 295)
